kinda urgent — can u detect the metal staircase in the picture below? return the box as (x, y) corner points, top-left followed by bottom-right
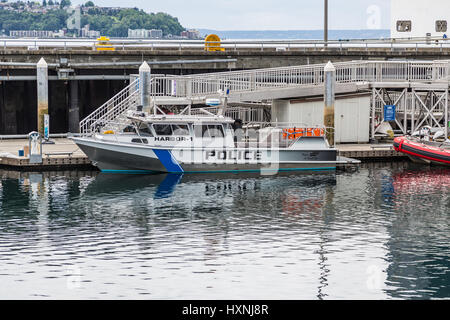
(79, 78), (140, 136)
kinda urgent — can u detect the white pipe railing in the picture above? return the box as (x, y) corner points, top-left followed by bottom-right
(3, 37), (450, 51)
(79, 78), (140, 135)
(148, 60), (450, 98)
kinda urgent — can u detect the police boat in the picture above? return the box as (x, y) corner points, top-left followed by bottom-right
(72, 105), (350, 174)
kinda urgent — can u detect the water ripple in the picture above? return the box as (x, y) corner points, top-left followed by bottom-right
(0, 164), (449, 299)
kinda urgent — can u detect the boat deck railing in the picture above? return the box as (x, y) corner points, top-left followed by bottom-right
(88, 119), (332, 149)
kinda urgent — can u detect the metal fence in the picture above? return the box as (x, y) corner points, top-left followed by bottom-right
(146, 60), (450, 99)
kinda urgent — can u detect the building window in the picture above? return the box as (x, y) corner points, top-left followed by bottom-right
(436, 20), (448, 32)
(397, 21), (412, 32)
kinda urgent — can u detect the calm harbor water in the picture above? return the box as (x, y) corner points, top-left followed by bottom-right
(0, 162), (449, 300)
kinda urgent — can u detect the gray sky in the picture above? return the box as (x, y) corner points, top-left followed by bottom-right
(70, 0), (391, 30)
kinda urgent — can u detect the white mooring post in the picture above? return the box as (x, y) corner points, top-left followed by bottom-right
(324, 61), (336, 146)
(37, 57), (48, 136)
(139, 61), (151, 113)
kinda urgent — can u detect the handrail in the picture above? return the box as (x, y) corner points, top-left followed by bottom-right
(3, 37), (450, 51)
(80, 78), (139, 135)
(148, 60), (450, 98)
(88, 90), (140, 133)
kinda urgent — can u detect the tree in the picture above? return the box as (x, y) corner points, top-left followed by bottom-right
(84, 1), (94, 7)
(0, 5), (185, 38)
(43, 0), (47, 6)
(59, 0), (70, 8)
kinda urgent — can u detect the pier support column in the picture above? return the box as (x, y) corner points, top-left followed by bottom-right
(69, 80), (79, 133)
(36, 58), (48, 136)
(324, 61), (336, 146)
(139, 61), (151, 113)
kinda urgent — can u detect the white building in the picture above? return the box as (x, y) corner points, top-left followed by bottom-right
(272, 94), (370, 144)
(128, 29), (163, 39)
(391, 0), (450, 38)
(10, 30), (54, 38)
(80, 25), (100, 38)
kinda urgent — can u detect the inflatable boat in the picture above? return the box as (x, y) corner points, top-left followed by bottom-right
(393, 136), (450, 166)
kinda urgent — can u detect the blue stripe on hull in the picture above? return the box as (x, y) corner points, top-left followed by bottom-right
(152, 149), (184, 173)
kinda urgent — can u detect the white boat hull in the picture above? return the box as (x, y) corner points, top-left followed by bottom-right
(73, 137), (339, 173)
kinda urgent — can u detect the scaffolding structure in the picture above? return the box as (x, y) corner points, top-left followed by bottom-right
(371, 83), (449, 139)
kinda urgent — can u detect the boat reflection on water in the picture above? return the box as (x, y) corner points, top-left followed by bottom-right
(81, 172), (183, 199)
(82, 170), (337, 202)
(0, 168), (338, 211)
(392, 167), (450, 192)
(384, 165), (450, 299)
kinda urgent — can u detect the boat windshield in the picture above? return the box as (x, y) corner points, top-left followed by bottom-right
(172, 124), (190, 136)
(153, 124), (190, 136)
(194, 124), (224, 138)
(137, 123), (153, 136)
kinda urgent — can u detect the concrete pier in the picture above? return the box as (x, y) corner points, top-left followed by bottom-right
(0, 138), (90, 170)
(36, 58), (48, 135)
(69, 80), (80, 133)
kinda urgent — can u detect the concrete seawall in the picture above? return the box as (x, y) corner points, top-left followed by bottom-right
(3, 47), (450, 70)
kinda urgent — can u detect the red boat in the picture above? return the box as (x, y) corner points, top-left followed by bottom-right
(393, 136), (450, 166)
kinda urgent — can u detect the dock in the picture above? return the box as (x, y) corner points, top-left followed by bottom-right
(337, 143), (405, 161)
(0, 138), (91, 170)
(0, 138), (406, 171)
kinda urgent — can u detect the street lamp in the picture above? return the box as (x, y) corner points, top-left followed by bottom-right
(324, 0), (328, 46)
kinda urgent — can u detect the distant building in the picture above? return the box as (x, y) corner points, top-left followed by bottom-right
(391, 0), (450, 38)
(10, 30), (54, 38)
(80, 25), (100, 38)
(66, 6), (81, 31)
(181, 29), (201, 40)
(149, 29), (163, 38)
(81, 6), (133, 15)
(128, 29), (163, 39)
(53, 30), (66, 38)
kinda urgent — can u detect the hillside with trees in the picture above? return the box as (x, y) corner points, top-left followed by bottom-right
(0, 1), (185, 37)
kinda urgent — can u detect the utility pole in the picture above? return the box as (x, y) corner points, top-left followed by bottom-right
(324, 0), (328, 47)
